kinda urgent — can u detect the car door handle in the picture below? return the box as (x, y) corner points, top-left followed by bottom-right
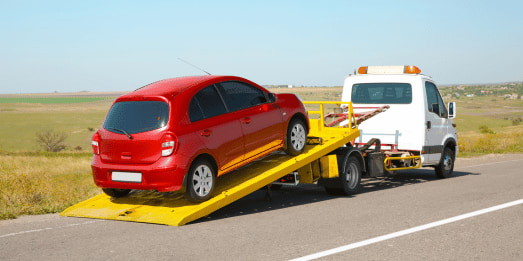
(201, 129), (212, 137)
(241, 117), (251, 124)
(426, 121), (431, 130)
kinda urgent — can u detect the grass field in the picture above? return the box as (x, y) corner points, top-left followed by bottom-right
(441, 96), (523, 156)
(0, 97), (113, 104)
(0, 99), (113, 152)
(0, 152), (99, 219)
(0, 95), (112, 219)
(0, 88), (522, 219)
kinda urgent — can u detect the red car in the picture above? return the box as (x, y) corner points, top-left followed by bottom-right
(91, 75), (308, 202)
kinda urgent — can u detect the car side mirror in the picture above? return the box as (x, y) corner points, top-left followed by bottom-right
(268, 92), (276, 103)
(448, 102), (456, 119)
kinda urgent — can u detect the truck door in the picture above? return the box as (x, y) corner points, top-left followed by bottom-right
(424, 81), (448, 164)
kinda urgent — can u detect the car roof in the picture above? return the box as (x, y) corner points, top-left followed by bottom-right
(118, 75), (252, 100)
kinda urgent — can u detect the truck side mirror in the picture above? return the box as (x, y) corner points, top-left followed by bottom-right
(448, 102), (456, 119)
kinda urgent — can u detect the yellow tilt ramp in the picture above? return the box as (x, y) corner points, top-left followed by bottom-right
(61, 102), (359, 226)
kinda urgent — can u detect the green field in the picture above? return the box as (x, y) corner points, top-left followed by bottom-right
(0, 111), (108, 152)
(2, 90), (520, 154)
(0, 97), (113, 104)
(0, 100), (113, 152)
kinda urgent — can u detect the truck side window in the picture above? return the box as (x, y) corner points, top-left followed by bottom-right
(425, 82), (448, 118)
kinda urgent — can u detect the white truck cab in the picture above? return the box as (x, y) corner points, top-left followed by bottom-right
(341, 65), (458, 178)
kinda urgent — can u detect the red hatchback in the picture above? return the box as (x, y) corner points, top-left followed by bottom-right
(92, 75), (308, 202)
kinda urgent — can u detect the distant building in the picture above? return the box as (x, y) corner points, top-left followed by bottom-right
(288, 85), (294, 88)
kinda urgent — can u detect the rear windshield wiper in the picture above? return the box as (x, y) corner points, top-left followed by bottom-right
(106, 127), (133, 140)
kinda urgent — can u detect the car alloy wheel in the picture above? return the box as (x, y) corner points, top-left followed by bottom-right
(192, 165), (213, 197)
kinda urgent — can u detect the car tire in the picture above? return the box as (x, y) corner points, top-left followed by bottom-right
(185, 159), (216, 203)
(435, 147), (454, 178)
(285, 118), (307, 156)
(102, 188), (131, 198)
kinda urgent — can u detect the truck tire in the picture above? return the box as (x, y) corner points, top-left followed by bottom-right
(435, 147), (454, 178)
(324, 156), (362, 195)
(102, 188), (131, 198)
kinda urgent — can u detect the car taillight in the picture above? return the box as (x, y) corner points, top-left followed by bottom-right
(161, 134), (177, 157)
(92, 132), (101, 155)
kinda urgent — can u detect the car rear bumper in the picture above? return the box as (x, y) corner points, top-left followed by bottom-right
(91, 155), (189, 192)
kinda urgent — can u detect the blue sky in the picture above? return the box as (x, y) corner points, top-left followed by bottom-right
(1, 0), (522, 94)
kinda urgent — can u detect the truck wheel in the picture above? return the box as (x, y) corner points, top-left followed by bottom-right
(324, 156), (362, 195)
(340, 156), (362, 194)
(435, 147), (454, 178)
(285, 118), (307, 156)
(185, 159), (216, 203)
(102, 188), (131, 198)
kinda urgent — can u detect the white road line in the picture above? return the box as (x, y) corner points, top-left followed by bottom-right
(290, 199), (523, 261)
(0, 220), (103, 238)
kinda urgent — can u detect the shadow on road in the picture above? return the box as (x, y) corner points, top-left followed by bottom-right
(192, 168), (478, 224)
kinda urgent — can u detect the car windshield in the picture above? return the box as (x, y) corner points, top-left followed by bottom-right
(103, 101), (169, 134)
(351, 83), (412, 104)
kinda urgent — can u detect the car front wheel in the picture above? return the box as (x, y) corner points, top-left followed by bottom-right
(285, 118), (307, 156)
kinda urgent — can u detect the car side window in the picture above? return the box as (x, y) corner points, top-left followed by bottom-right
(189, 85), (227, 122)
(217, 81), (268, 112)
(188, 98), (204, 122)
(425, 82), (447, 118)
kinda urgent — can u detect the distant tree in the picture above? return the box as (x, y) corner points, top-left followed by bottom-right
(36, 129), (68, 152)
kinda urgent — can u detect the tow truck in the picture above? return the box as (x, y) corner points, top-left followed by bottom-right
(61, 65), (457, 226)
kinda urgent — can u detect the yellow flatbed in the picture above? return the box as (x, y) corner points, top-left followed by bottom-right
(61, 102), (360, 226)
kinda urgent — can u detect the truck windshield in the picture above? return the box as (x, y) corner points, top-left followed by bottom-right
(103, 101), (169, 134)
(351, 83), (412, 104)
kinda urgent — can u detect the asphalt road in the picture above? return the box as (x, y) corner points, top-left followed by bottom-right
(1, 154), (522, 260)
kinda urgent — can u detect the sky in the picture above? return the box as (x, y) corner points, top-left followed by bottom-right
(1, 0), (522, 94)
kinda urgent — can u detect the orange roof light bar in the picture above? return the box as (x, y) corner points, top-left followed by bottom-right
(357, 65), (421, 75)
(358, 66), (368, 74)
(404, 65), (421, 74)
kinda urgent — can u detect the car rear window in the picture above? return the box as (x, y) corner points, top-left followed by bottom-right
(351, 83), (412, 104)
(103, 101), (169, 134)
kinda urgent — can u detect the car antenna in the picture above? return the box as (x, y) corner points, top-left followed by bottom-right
(177, 58), (212, 75)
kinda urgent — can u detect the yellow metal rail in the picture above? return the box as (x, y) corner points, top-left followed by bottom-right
(383, 155), (422, 171)
(61, 102), (360, 226)
(303, 101), (357, 136)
